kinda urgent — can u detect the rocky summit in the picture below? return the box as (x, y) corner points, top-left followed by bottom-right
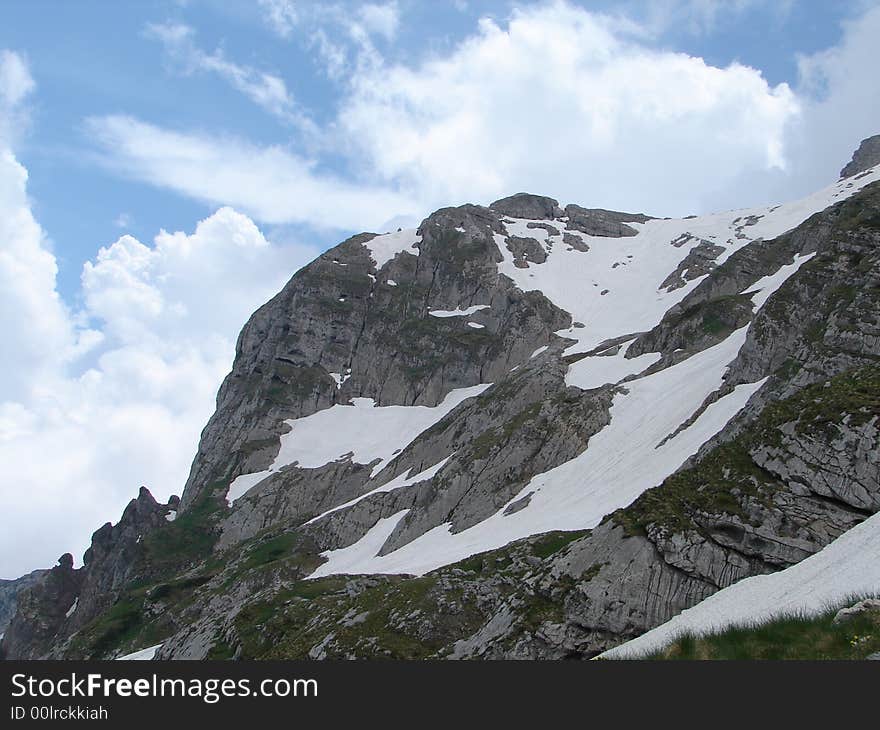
(3, 138), (880, 661)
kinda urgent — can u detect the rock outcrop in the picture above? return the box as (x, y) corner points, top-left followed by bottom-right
(0, 570), (46, 637)
(841, 134), (880, 178)
(1, 555), (81, 660)
(1, 488), (179, 659)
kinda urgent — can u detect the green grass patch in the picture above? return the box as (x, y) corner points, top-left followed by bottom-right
(531, 531), (590, 560)
(241, 532), (300, 572)
(647, 599), (880, 660)
(141, 490), (225, 573)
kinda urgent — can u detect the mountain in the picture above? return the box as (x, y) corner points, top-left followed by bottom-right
(3, 139), (880, 660)
(840, 134), (880, 179)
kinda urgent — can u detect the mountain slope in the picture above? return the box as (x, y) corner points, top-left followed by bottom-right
(3, 141), (880, 661)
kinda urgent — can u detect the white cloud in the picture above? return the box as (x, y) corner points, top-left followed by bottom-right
(258, 0), (299, 39)
(698, 2), (880, 210)
(89, 2), (806, 224)
(335, 1), (800, 216)
(146, 22), (301, 123)
(0, 50), (35, 143)
(0, 53), (85, 404)
(635, 0), (787, 36)
(792, 4), (880, 182)
(0, 50), (34, 109)
(358, 2), (400, 41)
(85, 114), (420, 230)
(309, 27), (349, 80)
(0, 55), (320, 575)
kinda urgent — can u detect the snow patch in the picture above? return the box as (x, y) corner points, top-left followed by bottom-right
(329, 370), (352, 389)
(429, 305), (490, 318)
(603, 508), (880, 659)
(311, 511), (411, 579)
(306, 456), (453, 525)
(365, 229), (421, 270)
(530, 345), (549, 359)
(227, 384), (490, 503)
(566, 340), (662, 390)
(744, 252), (817, 309)
(117, 644), (163, 661)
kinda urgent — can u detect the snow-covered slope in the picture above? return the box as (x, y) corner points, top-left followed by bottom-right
(313, 331), (765, 576)
(602, 509), (880, 659)
(303, 165), (880, 577)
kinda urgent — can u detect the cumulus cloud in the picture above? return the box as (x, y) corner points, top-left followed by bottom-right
(792, 4), (880, 185)
(698, 2), (880, 210)
(0, 150), (80, 403)
(0, 195), (319, 577)
(0, 54), (83, 404)
(336, 1), (800, 216)
(0, 53), (320, 576)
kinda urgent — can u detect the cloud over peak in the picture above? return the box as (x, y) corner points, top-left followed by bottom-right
(92, 1), (811, 224)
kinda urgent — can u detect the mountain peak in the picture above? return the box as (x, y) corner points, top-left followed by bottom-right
(840, 134), (880, 178)
(489, 192), (563, 219)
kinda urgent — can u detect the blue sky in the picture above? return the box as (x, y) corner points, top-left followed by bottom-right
(1, 0), (879, 577)
(1, 0), (871, 301)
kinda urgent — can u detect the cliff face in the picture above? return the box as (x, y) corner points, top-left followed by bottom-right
(3, 144), (880, 661)
(0, 571), (46, 638)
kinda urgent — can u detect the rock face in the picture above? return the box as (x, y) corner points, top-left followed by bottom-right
(0, 570), (46, 637)
(841, 135), (880, 178)
(0, 556), (81, 660)
(179, 203), (571, 515)
(3, 141), (880, 661)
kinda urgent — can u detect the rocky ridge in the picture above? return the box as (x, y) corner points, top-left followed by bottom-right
(3, 138), (880, 660)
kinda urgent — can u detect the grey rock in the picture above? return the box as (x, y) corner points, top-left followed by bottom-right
(832, 598), (880, 625)
(0, 555), (82, 660)
(180, 203), (572, 515)
(563, 204), (652, 238)
(489, 193), (563, 220)
(659, 240), (726, 292)
(505, 235), (547, 267)
(562, 232), (589, 252)
(840, 134), (880, 178)
(0, 570), (47, 636)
